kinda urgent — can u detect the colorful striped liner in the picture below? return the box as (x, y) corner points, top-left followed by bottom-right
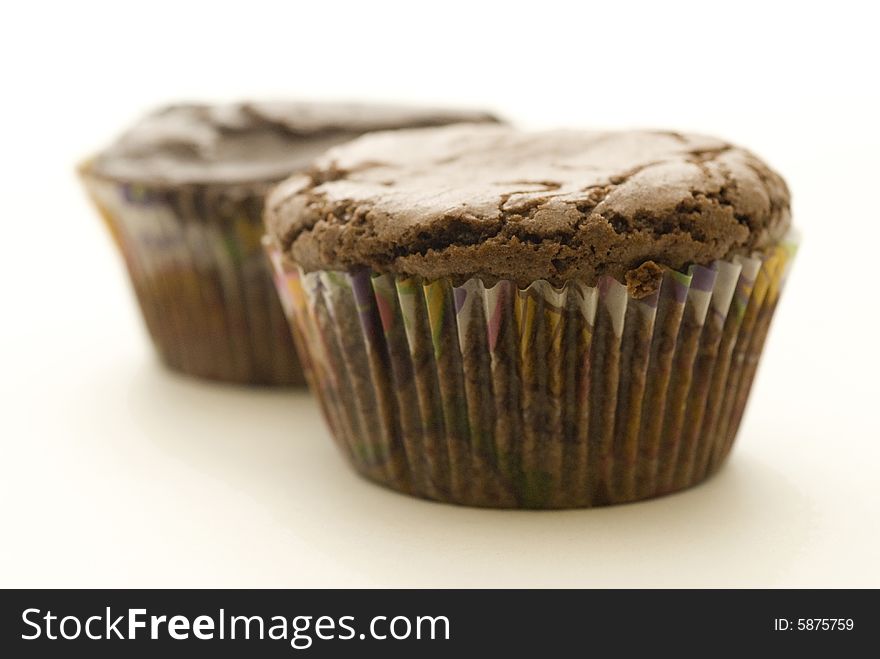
(267, 236), (798, 508)
(81, 175), (305, 385)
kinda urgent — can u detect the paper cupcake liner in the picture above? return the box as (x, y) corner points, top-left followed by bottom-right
(82, 174), (304, 385)
(267, 236), (797, 508)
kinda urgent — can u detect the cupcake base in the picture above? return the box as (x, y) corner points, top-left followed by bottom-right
(268, 239), (796, 508)
(83, 177), (305, 386)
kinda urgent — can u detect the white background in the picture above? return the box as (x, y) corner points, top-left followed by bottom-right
(2, 1), (878, 587)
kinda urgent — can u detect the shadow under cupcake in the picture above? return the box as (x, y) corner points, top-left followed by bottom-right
(265, 124), (796, 508)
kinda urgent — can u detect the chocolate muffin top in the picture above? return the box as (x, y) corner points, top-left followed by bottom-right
(266, 124), (791, 291)
(85, 102), (499, 186)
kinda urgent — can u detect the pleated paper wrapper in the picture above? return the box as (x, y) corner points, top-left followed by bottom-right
(81, 173), (304, 385)
(267, 236), (797, 508)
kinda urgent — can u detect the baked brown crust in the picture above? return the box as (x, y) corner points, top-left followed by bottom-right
(266, 125), (791, 291)
(86, 102), (500, 186)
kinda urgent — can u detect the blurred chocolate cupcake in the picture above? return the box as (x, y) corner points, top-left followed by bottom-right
(265, 124), (796, 507)
(80, 102), (499, 384)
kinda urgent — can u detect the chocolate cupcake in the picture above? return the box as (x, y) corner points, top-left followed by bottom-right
(265, 124), (796, 506)
(80, 103), (498, 384)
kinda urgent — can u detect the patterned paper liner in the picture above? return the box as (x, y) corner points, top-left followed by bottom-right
(81, 172), (304, 385)
(267, 234), (798, 508)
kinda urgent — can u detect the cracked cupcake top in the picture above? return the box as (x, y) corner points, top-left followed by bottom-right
(86, 102), (499, 186)
(265, 124), (791, 291)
